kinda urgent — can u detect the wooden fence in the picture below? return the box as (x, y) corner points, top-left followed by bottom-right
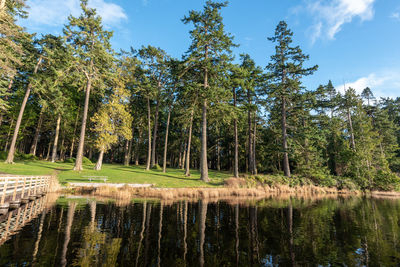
(0, 176), (52, 214)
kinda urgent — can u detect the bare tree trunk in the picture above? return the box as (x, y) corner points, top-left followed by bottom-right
(69, 107), (80, 159)
(94, 149), (104, 171)
(282, 97), (291, 177)
(181, 138), (187, 170)
(200, 43), (210, 182)
(216, 132), (220, 171)
(253, 116), (257, 175)
(135, 128), (142, 166)
(74, 77), (92, 171)
(30, 108), (44, 155)
(162, 106), (171, 173)
(200, 99), (209, 182)
(45, 141), (52, 161)
(151, 99), (160, 168)
(233, 87), (239, 178)
(347, 107), (356, 151)
(247, 88), (254, 175)
(51, 114), (61, 163)
(146, 97), (152, 171)
(59, 133), (65, 161)
(185, 109), (194, 176)
(123, 140), (130, 166)
(4, 117), (14, 152)
(6, 56), (42, 163)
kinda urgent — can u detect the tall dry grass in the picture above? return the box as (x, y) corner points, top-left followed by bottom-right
(70, 180), (359, 202)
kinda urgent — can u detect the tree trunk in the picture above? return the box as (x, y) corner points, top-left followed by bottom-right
(135, 128), (142, 166)
(45, 141), (52, 161)
(162, 106), (171, 173)
(253, 116), (257, 175)
(200, 99), (209, 182)
(5, 56), (42, 163)
(94, 149), (104, 171)
(123, 139), (130, 166)
(185, 109), (194, 176)
(51, 114), (61, 163)
(60, 133), (66, 161)
(151, 99), (160, 168)
(347, 107), (356, 151)
(69, 107), (80, 159)
(30, 108), (44, 155)
(181, 138), (187, 170)
(146, 97), (152, 171)
(233, 87), (239, 178)
(248, 88), (254, 175)
(282, 97), (291, 177)
(4, 117), (14, 152)
(216, 134), (220, 171)
(74, 77), (92, 171)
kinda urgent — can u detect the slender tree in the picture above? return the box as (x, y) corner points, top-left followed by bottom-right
(182, 0), (236, 182)
(266, 21), (318, 177)
(64, 0), (114, 171)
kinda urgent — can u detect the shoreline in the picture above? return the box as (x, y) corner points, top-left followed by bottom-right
(67, 183), (364, 201)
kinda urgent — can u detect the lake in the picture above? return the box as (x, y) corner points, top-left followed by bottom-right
(0, 195), (399, 266)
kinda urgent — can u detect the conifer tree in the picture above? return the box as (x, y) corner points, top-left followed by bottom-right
(64, 0), (114, 170)
(266, 21), (318, 177)
(182, 0), (236, 182)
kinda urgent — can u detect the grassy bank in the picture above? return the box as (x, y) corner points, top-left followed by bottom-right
(0, 160), (230, 187)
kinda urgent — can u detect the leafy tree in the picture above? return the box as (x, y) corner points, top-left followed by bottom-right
(182, 0), (236, 181)
(92, 70), (132, 170)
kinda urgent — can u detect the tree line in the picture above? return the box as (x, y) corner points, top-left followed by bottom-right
(1, 0), (399, 190)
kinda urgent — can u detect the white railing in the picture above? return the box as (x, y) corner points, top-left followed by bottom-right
(0, 176), (52, 205)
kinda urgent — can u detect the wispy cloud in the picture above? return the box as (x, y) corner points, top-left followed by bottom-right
(391, 12), (400, 21)
(336, 71), (400, 98)
(24, 0), (127, 27)
(300, 0), (376, 43)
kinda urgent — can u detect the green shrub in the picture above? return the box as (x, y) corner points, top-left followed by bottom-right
(64, 157), (75, 163)
(336, 177), (360, 191)
(82, 157), (92, 164)
(373, 170), (400, 191)
(151, 164), (162, 171)
(15, 153), (38, 161)
(0, 151), (7, 160)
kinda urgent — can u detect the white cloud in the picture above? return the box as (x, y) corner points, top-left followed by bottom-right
(304, 0), (376, 43)
(25, 0), (127, 27)
(391, 12), (400, 21)
(336, 71), (400, 98)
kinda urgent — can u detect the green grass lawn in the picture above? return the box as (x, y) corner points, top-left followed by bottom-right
(0, 160), (231, 187)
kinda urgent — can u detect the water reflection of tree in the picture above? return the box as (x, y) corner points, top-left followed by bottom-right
(73, 201), (122, 267)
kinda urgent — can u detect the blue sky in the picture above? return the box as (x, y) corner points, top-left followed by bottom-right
(20, 0), (400, 98)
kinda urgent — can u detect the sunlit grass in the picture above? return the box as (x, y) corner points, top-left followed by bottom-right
(0, 160), (231, 188)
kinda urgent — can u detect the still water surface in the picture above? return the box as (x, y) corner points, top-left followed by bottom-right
(0, 196), (400, 266)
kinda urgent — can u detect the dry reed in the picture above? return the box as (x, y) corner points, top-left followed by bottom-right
(70, 182), (359, 203)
